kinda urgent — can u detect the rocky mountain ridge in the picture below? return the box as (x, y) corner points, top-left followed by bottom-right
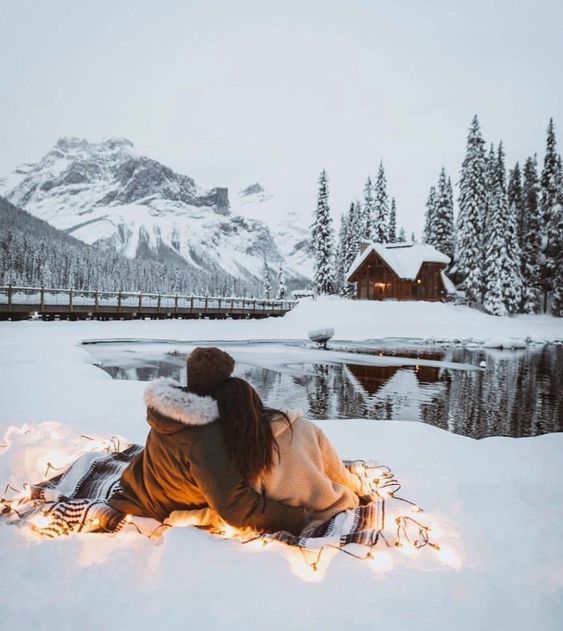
(0, 138), (312, 285)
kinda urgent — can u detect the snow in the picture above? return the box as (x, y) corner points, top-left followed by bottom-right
(307, 327), (335, 343)
(347, 242), (451, 282)
(1, 143), (313, 284)
(482, 337), (528, 349)
(1, 303), (563, 630)
(231, 184), (313, 279)
(440, 269), (457, 295)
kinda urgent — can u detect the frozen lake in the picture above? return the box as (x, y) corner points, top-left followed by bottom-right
(85, 340), (563, 440)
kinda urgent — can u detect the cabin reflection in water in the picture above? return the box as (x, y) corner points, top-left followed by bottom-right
(93, 345), (563, 440)
(346, 363), (442, 396)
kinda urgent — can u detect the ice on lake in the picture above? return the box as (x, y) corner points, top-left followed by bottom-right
(85, 340), (563, 440)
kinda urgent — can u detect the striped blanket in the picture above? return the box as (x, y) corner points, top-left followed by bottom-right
(1, 445), (432, 562)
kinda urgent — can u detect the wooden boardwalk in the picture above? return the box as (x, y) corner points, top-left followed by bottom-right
(0, 286), (296, 320)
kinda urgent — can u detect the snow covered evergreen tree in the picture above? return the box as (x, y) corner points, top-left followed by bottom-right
(500, 150), (523, 313)
(347, 201), (364, 259)
(361, 176), (374, 241)
(276, 264), (287, 299)
(508, 162), (524, 243)
(484, 143), (497, 261)
(427, 168), (454, 257)
(550, 165), (563, 316)
(483, 143), (519, 315)
(336, 202), (365, 296)
(311, 170), (335, 294)
(397, 227), (407, 243)
(520, 156), (542, 312)
(423, 186), (437, 244)
(262, 255), (272, 299)
(335, 213), (350, 296)
(456, 115), (487, 306)
(540, 118), (561, 309)
(388, 198), (397, 242)
(373, 162), (389, 243)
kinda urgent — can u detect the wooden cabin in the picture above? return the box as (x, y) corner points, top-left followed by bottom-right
(346, 243), (454, 301)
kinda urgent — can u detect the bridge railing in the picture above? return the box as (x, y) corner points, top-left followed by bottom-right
(0, 285), (297, 315)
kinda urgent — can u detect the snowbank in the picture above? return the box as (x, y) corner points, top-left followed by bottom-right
(482, 337), (529, 349)
(2, 296), (562, 354)
(0, 309), (562, 630)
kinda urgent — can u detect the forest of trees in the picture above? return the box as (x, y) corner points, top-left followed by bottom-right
(310, 116), (563, 317)
(2, 117), (561, 314)
(0, 197), (264, 297)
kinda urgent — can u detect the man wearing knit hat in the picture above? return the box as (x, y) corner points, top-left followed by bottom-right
(110, 347), (308, 535)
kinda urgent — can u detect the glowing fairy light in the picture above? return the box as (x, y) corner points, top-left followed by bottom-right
(222, 524), (239, 539)
(3, 459), (446, 574)
(30, 512), (51, 529)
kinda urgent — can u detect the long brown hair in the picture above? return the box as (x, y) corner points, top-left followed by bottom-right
(213, 377), (290, 482)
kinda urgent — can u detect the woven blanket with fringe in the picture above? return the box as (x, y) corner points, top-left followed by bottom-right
(1, 446), (387, 548)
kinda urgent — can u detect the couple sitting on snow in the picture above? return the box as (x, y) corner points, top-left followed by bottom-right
(110, 347), (369, 534)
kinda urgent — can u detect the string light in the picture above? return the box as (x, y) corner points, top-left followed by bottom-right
(30, 511), (51, 530)
(1, 459), (441, 571)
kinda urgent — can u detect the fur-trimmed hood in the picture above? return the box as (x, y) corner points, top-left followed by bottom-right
(144, 378), (219, 433)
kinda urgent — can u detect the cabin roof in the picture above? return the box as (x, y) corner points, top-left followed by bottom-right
(346, 243), (451, 282)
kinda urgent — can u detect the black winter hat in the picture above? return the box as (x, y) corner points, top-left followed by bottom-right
(187, 347), (235, 395)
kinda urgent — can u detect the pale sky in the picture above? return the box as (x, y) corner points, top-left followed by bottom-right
(1, 0), (562, 235)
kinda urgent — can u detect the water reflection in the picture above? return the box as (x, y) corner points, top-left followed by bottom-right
(95, 344), (563, 440)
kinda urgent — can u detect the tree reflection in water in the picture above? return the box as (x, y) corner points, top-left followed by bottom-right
(99, 345), (563, 440)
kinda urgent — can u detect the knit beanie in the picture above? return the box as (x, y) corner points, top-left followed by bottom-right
(187, 347), (235, 395)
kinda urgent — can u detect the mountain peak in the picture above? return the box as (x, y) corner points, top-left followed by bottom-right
(54, 137), (134, 154)
(241, 182), (265, 197)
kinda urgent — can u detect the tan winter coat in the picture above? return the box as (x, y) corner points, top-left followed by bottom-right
(108, 378), (308, 534)
(256, 410), (363, 526)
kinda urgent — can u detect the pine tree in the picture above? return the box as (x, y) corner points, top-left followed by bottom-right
(423, 185), (437, 245)
(262, 255), (272, 299)
(334, 214), (348, 296)
(427, 168), (454, 257)
(336, 203), (365, 296)
(540, 118), (561, 310)
(311, 170), (335, 294)
(373, 162), (389, 242)
(276, 263), (287, 299)
(347, 201), (363, 260)
(483, 143), (517, 316)
(551, 163), (563, 316)
(388, 198), (397, 243)
(500, 149), (523, 312)
(508, 163), (524, 243)
(456, 115), (487, 306)
(361, 177), (374, 241)
(437, 169), (455, 257)
(520, 156), (542, 312)
(397, 227), (407, 243)
(483, 143), (497, 287)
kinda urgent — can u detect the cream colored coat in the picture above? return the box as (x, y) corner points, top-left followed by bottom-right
(254, 410), (363, 526)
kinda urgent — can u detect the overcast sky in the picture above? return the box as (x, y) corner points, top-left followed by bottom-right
(1, 0), (562, 234)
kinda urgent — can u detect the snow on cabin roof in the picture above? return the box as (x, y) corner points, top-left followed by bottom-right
(346, 243), (451, 282)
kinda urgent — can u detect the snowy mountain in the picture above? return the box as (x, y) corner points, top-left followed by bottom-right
(232, 182), (313, 279)
(0, 138), (312, 285)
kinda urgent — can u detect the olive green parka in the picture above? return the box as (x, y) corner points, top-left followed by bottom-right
(109, 378), (307, 534)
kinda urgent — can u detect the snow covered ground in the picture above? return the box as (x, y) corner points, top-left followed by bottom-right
(1, 298), (563, 630)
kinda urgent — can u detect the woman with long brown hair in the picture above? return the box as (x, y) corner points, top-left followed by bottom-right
(212, 377), (365, 527)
